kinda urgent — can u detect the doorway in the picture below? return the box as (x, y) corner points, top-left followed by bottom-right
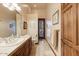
(38, 18), (45, 40)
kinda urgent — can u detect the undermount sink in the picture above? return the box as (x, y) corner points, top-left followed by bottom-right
(0, 38), (23, 47)
(0, 35), (30, 47)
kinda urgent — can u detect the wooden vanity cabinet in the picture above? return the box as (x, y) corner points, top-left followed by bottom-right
(9, 37), (32, 56)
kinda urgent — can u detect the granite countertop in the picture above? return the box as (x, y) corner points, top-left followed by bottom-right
(0, 35), (31, 56)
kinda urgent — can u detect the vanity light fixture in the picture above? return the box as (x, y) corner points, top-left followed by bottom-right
(2, 3), (21, 12)
(3, 3), (14, 11)
(12, 3), (21, 11)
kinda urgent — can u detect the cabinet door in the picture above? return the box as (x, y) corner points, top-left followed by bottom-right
(9, 38), (32, 56)
(11, 44), (24, 56)
(61, 4), (79, 56)
(24, 40), (29, 56)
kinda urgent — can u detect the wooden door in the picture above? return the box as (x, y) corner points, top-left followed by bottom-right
(61, 4), (79, 56)
(38, 18), (45, 39)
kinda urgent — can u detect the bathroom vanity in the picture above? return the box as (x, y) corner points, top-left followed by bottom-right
(0, 35), (32, 56)
(9, 37), (32, 56)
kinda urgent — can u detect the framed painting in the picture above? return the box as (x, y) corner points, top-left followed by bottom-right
(23, 21), (27, 29)
(52, 10), (59, 25)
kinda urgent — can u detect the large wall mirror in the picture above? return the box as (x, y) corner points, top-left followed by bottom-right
(0, 4), (16, 37)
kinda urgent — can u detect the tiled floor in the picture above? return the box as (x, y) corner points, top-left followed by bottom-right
(30, 39), (54, 56)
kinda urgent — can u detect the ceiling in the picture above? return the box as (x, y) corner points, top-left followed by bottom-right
(19, 3), (48, 14)
(0, 3), (48, 14)
(19, 3), (48, 9)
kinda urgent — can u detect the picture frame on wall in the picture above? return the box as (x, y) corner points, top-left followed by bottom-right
(52, 10), (59, 25)
(23, 21), (27, 29)
(10, 23), (13, 28)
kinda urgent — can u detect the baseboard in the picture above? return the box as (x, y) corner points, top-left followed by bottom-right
(45, 39), (57, 56)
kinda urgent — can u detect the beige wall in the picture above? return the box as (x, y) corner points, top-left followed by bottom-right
(31, 9), (47, 18)
(46, 3), (61, 55)
(27, 13), (38, 43)
(20, 5), (47, 36)
(16, 13), (27, 37)
(0, 4), (16, 37)
(20, 7), (47, 37)
(21, 14), (27, 36)
(20, 13), (38, 43)
(16, 14), (22, 37)
(21, 14), (29, 36)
